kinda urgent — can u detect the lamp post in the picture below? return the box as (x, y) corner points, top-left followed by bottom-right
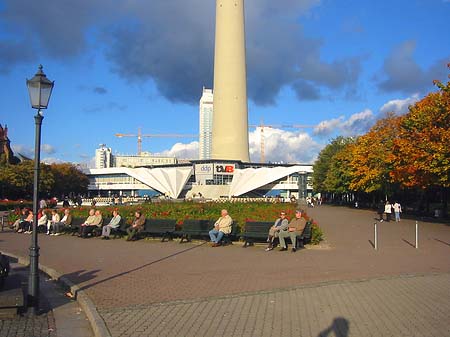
(297, 171), (307, 209)
(26, 65), (54, 314)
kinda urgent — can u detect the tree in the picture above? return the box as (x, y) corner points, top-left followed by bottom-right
(324, 141), (355, 194)
(49, 163), (89, 197)
(391, 74), (450, 189)
(348, 114), (401, 196)
(312, 137), (354, 193)
(0, 161), (54, 199)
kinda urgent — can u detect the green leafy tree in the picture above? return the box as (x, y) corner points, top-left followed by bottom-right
(50, 163), (89, 197)
(312, 136), (354, 193)
(0, 161), (54, 199)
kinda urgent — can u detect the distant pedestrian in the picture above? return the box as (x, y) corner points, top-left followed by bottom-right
(393, 202), (402, 222)
(39, 198), (47, 209)
(377, 201), (385, 222)
(384, 201), (392, 222)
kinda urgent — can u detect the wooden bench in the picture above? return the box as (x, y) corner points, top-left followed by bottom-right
(141, 218), (177, 242)
(242, 220), (312, 248)
(110, 219), (129, 239)
(179, 219), (211, 243)
(241, 221), (273, 247)
(0, 211), (10, 231)
(65, 217), (84, 235)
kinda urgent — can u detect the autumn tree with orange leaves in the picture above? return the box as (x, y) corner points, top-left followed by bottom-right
(391, 74), (450, 189)
(313, 64), (449, 215)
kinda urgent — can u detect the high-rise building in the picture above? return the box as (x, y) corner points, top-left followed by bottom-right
(212, 0), (250, 162)
(199, 87), (214, 159)
(95, 144), (112, 169)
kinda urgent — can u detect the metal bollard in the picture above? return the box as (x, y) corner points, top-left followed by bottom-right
(415, 221), (419, 249)
(374, 222), (378, 250)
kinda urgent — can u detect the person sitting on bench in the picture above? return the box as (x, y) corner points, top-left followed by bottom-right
(102, 210), (122, 239)
(80, 209), (102, 238)
(126, 211), (146, 241)
(209, 209), (233, 247)
(265, 211), (289, 251)
(278, 210), (306, 252)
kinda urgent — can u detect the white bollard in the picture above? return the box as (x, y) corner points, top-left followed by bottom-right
(374, 222), (378, 250)
(415, 221), (419, 249)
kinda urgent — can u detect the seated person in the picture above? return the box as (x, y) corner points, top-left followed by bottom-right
(50, 208), (72, 235)
(16, 209), (30, 233)
(47, 209), (61, 235)
(278, 209), (307, 252)
(265, 211), (289, 251)
(37, 209), (48, 233)
(102, 210), (122, 239)
(209, 209), (233, 247)
(20, 210), (34, 234)
(80, 209), (103, 238)
(126, 211), (146, 241)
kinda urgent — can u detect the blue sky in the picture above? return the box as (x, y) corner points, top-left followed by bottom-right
(0, 0), (449, 165)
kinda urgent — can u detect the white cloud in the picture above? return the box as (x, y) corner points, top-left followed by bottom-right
(12, 143), (56, 158)
(380, 94), (420, 115)
(313, 109), (375, 137)
(313, 117), (344, 136)
(249, 128), (323, 164)
(11, 144), (34, 158)
(42, 144), (56, 154)
(157, 141), (199, 160)
(42, 157), (65, 164)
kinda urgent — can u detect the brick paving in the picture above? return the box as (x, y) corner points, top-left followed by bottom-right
(1, 205), (449, 336)
(0, 263), (57, 337)
(99, 273), (450, 337)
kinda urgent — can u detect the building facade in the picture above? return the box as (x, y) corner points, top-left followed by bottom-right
(199, 87), (214, 160)
(95, 144), (112, 169)
(113, 152), (177, 168)
(85, 160), (313, 200)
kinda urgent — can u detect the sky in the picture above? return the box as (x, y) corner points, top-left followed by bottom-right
(0, 0), (449, 166)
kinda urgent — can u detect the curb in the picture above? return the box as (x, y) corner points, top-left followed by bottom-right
(0, 250), (111, 337)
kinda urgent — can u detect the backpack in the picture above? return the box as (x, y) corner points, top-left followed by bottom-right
(0, 253), (10, 290)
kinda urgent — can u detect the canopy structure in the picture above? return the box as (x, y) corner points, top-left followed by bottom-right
(133, 167), (193, 198)
(228, 165), (312, 197)
(88, 166), (193, 199)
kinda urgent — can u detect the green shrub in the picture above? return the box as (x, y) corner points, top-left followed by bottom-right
(310, 223), (324, 245)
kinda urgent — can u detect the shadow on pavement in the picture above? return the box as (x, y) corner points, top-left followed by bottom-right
(368, 239), (375, 249)
(434, 238), (450, 247)
(318, 317), (349, 337)
(402, 238), (415, 248)
(67, 242), (207, 293)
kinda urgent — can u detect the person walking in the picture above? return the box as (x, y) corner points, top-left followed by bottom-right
(384, 201), (392, 222)
(393, 202), (402, 222)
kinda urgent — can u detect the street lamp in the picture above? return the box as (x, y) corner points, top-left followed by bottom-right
(297, 171), (307, 208)
(26, 64), (54, 314)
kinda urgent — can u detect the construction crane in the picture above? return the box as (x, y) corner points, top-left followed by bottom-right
(249, 121), (316, 163)
(115, 127), (197, 155)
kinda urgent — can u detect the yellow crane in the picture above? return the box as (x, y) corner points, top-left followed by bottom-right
(115, 127), (197, 155)
(249, 121), (316, 163)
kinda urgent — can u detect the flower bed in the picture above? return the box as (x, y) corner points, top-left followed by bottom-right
(69, 201), (324, 245)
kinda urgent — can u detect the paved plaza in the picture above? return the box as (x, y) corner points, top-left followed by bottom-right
(1, 205), (449, 336)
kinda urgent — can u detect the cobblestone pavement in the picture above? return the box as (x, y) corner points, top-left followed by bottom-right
(0, 311), (57, 337)
(99, 273), (450, 337)
(1, 206), (449, 336)
(0, 262), (92, 337)
(0, 263), (57, 337)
